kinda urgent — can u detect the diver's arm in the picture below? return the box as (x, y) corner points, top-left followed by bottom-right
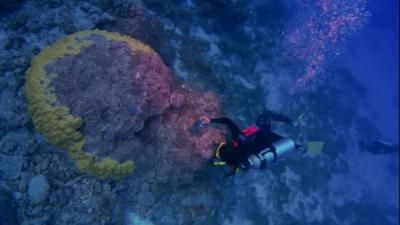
(210, 117), (241, 137)
(261, 110), (292, 124)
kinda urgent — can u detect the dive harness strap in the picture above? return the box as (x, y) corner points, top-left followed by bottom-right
(211, 142), (227, 166)
(214, 142), (241, 177)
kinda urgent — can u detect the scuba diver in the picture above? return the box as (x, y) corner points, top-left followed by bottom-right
(359, 139), (399, 155)
(193, 110), (323, 177)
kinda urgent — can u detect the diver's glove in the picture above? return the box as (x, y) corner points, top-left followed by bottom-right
(199, 116), (210, 127)
(189, 116), (211, 135)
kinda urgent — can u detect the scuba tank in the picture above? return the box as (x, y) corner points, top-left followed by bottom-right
(243, 138), (324, 169)
(245, 138), (296, 169)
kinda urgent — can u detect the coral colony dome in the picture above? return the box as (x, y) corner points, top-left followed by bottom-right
(25, 30), (225, 180)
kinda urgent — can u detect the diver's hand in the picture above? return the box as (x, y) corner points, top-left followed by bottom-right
(199, 116), (210, 127)
(189, 116), (210, 135)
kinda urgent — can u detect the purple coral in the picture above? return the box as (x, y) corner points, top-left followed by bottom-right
(41, 31), (225, 180)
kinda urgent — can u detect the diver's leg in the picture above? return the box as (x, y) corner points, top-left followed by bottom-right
(293, 131), (308, 154)
(295, 144), (307, 154)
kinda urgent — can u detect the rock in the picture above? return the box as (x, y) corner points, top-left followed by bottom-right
(0, 187), (18, 225)
(48, 189), (69, 206)
(137, 191), (155, 207)
(96, 12), (115, 25)
(0, 88), (17, 123)
(125, 210), (154, 225)
(0, 128), (34, 155)
(0, 31), (9, 49)
(21, 216), (48, 225)
(169, 92), (185, 108)
(5, 35), (25, 50)
(26, 204), (44, 216)
(28, 175), (50, 205)
(0, 0), (22, 12)
(113, 0), (144, 18)
(72, 8), (95, 30)
(102, 183), (111, 192)
(14, 192), (22, 200)
(80, 2), (93, 12)
(0, 154), (23, 179)
(0, 86), (29, 131)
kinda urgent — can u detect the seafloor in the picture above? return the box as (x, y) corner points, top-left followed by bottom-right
(0, 0), (398, 225)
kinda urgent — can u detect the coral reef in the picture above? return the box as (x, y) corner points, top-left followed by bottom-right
(24, 30), (155, 180)
(25, 29), (225, 181)
(0, 0), (396, 225)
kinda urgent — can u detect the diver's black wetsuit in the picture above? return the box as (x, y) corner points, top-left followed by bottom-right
(359, 139), (399, 154)
(210, 111), (293, 168)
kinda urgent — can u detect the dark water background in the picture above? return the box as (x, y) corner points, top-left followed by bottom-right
(335, 0), (399, 143)
(338, 0), (399, 222)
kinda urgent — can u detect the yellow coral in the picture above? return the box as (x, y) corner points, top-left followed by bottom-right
(24, 30), (153, 180)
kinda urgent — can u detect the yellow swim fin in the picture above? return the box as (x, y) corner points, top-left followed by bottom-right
(306, 141), (324, 157)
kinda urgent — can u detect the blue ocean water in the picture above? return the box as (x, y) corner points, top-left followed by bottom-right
(0, 0), (398, 225)
(335, 0), (399, 143)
